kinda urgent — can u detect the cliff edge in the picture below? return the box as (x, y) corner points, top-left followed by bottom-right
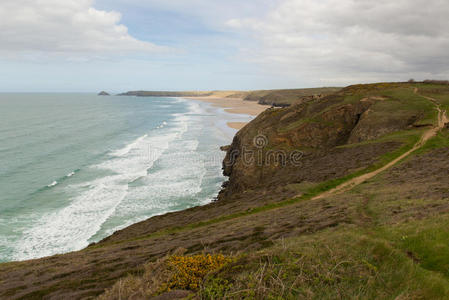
(1, 82), (449, 299)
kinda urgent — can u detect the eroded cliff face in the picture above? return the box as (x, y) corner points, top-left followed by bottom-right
(348, 97), (423, 144)
(2, 82), (447, 300)
(222, 88), (421, 195)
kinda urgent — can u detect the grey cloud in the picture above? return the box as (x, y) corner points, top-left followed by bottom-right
(227, 0), (449, 84)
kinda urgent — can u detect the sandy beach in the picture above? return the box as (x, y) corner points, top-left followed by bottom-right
(186, 97), (269, 130)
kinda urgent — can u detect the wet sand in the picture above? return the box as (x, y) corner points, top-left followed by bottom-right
(186, 97), (269, 129)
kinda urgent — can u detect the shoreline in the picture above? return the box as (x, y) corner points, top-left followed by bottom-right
(0, 95), (257, 263)
(185, 96), (269, 130)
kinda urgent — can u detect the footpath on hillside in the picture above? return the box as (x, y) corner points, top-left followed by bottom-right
(312, 88), (448, 200)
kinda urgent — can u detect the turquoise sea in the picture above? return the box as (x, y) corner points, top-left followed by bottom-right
(0, 93), (252, 262)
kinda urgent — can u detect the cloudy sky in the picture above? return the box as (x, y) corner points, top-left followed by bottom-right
(0, 0), (448, 92)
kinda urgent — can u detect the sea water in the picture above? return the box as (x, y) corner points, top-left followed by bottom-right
(0, 93), (252, 262)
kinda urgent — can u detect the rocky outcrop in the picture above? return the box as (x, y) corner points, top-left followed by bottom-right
(347, 97), (421, 143)
(222, 96), (370, 194)
(243, 88), (341, 107)
(98, 91), (110, 96)
(221, 88), (421, 195)
(259, 94), (324, 107)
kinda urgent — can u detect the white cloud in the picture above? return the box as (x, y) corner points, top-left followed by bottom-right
(0, 0), (168, 60)
(96, 0), (278, 32)
(227, 0), (449, 84)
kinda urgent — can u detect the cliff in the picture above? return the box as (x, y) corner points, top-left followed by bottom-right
(222, 84), (423, 195)
(1, 82), (449, 299)
(242, 87), (341, 106)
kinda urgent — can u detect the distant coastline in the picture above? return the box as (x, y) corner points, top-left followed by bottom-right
(118, 87), (342, 130)
(118, 87), (341, 107)
(118, 90), (270, 130)
(117, 90), (244, 98)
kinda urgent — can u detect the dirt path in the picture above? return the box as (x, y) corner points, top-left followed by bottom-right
(311, 89), (447, 200)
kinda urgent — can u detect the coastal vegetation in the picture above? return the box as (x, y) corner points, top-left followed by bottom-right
(1, 81), (449, 299)
(98, 252), (233, 299)
(240, 87), (341, 106)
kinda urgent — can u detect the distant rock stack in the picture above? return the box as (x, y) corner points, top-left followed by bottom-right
(98, 91), (110, 96)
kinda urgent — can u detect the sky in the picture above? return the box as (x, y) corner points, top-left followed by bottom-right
(0, 0), (448, 92)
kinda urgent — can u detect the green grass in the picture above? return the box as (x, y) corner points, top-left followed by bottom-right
(94, 82), (449, 299)
(280, 85), (438, 134)
(244, 87), (342, 105)
(337, 128), (422, 149)
(411, 130), (449, 155)
(419, 90), (449, 113)
(382, 87), (438, 125)
(340, 92), (368, 104)
(92, 127), (423, 250)
(201, 226), (449, 299)
(380, 215), (449, 279)
(280, 117), (318, 132)
(93, 83), (447, 252)
(413, 82), (449, 112)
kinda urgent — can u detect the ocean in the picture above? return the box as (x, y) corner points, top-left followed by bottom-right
(0, 93), (252, 262)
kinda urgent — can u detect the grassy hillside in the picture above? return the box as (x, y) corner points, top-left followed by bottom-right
(1, 82), (449, 299)
(242, 87), (342, 106)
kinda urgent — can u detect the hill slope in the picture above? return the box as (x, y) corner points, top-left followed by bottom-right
(1, 82), (449, 299)
(118, 88), (341, 107)
(241, 87), (341, 106)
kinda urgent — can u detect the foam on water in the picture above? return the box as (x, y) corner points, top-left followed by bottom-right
(7, 96), (235, 261)
(47, 181), (58, 188)
(92, 109), (212, 238)
(13, 176), (130, 259)
(12, 117), (188, 260)
(110, 134), (148, 157)
(44, 169), (80, 190)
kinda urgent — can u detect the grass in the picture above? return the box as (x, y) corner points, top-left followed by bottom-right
(91, 126), (423, 250)
(200, 226), (449, 299)
(88, 82), (447, 299)
(98, 218), (449, 299)
(381, 87), (438, 126)
(341, 134), (449, 293)
(417, 85), (449, 113)
(383, 216), (449, 278)
(7, 82), (448, 299)
(97, 251), (233, 299)
(337, 128), (421, 149)
(411, 130), (449, 155)
(279, 84), (437, 134)
(280, 117), (319, 132)
(243, 88), (342, 106)
(97, 124), (449, 299)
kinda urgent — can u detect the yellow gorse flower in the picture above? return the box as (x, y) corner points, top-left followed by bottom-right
(162, 254), (232, 291)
